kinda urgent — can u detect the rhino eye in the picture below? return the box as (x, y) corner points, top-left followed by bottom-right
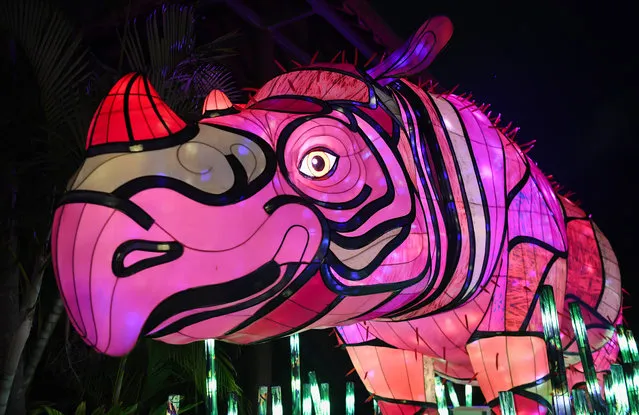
(298, 148), (338, 179)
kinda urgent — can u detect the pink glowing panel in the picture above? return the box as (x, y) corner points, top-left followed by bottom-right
(52, 14), (623, 413)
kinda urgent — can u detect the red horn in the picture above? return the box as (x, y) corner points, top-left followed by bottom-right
(86, 73), (193, 156)
(202, 89), (233, 113)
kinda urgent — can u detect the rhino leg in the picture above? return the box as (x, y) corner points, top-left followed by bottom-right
(337, 323), (439, 414)
(466, 334), (552, 414)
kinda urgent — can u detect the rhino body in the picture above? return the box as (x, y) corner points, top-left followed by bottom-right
(52, 17), (621, 414)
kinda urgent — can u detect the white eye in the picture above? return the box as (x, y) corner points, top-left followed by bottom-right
(298, 149), (338, 179)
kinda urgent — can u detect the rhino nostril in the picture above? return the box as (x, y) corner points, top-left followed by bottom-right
(112, 240), (184, 278)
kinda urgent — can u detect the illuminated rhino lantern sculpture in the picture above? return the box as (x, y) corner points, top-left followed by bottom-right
(53, 17), (622, 414)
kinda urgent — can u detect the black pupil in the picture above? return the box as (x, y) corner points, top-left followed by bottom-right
(311, 155), (325, 172)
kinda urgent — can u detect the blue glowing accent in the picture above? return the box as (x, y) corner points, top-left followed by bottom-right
(447, 201), (456, 211)
(237, 146), (249, 156)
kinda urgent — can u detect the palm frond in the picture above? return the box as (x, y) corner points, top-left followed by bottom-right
(0, 0), (91, 131)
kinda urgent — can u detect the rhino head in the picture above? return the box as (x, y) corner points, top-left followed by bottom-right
(52, 17), (454, 355)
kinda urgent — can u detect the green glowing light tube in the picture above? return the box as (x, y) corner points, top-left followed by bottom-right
(227, 393), (238, 415)
(205, 339), (218, 415)
(572, 388), (589, 415)
(257, 386), (268, 415)
(302, 384), (312, 415)
(498, 391), (516, 415)
(539, 285), (570, 414)
(569, 302), (606, 414)
(434, 376), (449, 415)
(308, 371), (322, 415)
(290, 334), (302, 415)
(320, 383), (330, 415)
(465, 385), (472, 407)
(346, 381), (355, 415)
(271, 386), (283, 415)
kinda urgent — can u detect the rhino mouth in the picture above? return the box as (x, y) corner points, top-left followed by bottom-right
(142, 260), (301, 337)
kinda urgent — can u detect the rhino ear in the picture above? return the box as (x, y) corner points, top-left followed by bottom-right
(366, 16), (453, 83)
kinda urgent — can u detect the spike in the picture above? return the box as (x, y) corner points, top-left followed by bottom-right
(428, 81), (439, 93)
(469, 372), (479, 382)
(291, 59), (303, 68)
(622, 287), (631, 296)
(379, 52), (387, 62)
(365, 394), (374, 403)
(346, 367), (356, 376)
(486, 110), (493, 118)
(330, 50), (343, 63)
(202, 89), (232, 114)
(364, 52), (378, 68)
(86, 73), (188, 154)
(310, 50), (320, 64)
(353, 48), (359, 66)
(363, 371), (369, 380)
(274, 59), (287, 73)
(341, 50), (346, 64)
(443, 84), (459, 96)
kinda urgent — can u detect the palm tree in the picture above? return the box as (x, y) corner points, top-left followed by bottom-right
(0, 1), (244, 414)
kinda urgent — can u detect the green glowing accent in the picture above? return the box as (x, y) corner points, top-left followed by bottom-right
(434, 376), (449, 415)
(611, 364), (629, 413)
(271, 386), (283, 415)
(308, 371), (322, 415)
(373, 399), (380, 415)
(257, 386), (268, 415)
(572, 388), (589, 415)
(320, 383), (330, 415)
(626, 330), (639, 363)
(205, 339), (218, 415)
(498, 391), (516, 415)
(446, 382), (459, 407)
(539, 285), (570, 414)
(346, 381), (355, 415)
(302, 384), (312, 415)
(167, 395), (182, 415)
(618, 326), (632, 363)
(604, 373), (616, 414)
(465, 384), (472, 406)
(290, 334), (302, 415)
(227, 393), (238, 415)
(617, 326), (639, 412)
(569, 302), (606, 414)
